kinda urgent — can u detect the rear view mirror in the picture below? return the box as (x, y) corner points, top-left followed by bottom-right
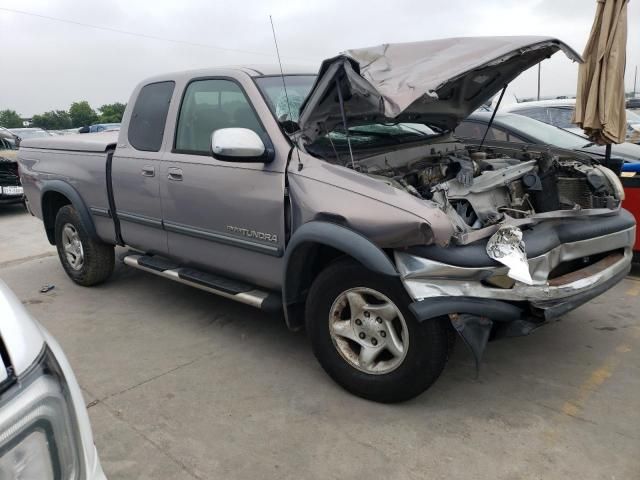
(211, 128), (273, 163)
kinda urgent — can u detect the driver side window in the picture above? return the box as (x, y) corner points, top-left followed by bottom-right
(175, 79), (265, 154)
(517, 108), (550, 124)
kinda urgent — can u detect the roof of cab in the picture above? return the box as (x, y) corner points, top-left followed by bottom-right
(138, 64), (317, 85)
(503, 99), (577, 111)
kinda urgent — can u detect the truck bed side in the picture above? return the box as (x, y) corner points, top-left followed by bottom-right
(18, 131), (119, 245)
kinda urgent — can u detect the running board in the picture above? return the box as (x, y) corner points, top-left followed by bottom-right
(123, 254), (281, 312)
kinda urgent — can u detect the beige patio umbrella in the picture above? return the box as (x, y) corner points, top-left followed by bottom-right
(573, 0), (629, 150)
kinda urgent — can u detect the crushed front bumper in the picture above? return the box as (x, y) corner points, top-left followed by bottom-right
(398, 210), (635, 324)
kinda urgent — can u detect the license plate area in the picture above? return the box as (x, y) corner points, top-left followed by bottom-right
(1, 186), (23, 196)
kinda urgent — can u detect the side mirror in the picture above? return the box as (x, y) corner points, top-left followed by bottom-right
(211, 128), (273, 163)
(78, 126), (90, 134)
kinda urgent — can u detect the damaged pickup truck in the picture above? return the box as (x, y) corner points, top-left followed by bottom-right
(19, 36), (635, 403)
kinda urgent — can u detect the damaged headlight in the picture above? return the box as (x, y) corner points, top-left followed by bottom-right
(0, 347), (82, 480)
(595, 165), (625, 201)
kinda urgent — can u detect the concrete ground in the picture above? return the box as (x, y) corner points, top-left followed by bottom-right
(1, 204), (639, 480)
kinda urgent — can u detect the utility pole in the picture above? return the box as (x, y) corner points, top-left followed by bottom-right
(537, 62), (541, 101)
(634, 65), (638, 98)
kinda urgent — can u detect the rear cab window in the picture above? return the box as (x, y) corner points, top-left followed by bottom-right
(128, 81), (175, 152)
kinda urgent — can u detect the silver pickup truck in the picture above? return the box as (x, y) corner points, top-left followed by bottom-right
(19, 36), (635, 403)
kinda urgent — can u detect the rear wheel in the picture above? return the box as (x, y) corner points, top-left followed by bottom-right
(54, 205), (114, 286)
(306, 259), (450, 403)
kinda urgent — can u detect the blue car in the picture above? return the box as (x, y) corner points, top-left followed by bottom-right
(78, 123), (121, 134)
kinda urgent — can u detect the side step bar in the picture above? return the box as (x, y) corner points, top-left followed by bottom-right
(123, 254), (281, 312)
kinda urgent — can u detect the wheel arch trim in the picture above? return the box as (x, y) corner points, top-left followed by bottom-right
(40, 180), (97, 244)
(282, 221), (398, 330)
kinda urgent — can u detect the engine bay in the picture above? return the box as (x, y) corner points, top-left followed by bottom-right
(357, 142), (622, 241)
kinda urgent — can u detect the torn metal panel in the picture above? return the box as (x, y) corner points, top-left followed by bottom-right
(299, 37), (582, 143)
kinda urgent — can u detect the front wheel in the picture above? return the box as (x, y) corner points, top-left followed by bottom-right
(306, 259), (450, 403)
(54, 205), (114, 286)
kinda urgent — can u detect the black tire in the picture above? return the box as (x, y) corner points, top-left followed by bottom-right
(306, 259), (450, 403)
(54, 205), (114, 286)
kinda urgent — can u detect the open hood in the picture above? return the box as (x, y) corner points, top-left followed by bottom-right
(298, 36), (581, 144)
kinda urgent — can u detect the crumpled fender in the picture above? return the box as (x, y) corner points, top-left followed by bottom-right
(282, 220), (397, 330)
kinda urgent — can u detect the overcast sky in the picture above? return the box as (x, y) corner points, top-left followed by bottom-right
(1, 0), (639, 116)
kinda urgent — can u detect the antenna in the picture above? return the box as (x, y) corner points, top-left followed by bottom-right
(269, 15), (302, 169)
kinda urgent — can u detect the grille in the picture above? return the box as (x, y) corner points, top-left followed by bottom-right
(557, 177), (592, 209)
(0, 161), (19, 186)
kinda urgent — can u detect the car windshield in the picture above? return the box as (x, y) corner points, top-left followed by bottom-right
(255, 75), (316, 123)
(307, 122), (441, 159)
(496, 114), (591, 149)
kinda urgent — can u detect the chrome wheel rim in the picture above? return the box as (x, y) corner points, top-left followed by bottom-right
(329, 287), (409, 375)
(62, 223), (84, 271)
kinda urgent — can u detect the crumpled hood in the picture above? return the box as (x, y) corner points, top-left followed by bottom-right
(298, 36), (581, 143)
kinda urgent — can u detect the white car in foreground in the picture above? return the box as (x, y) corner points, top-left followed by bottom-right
(0, 280), (106, 479)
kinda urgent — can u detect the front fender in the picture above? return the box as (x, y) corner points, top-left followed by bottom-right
(282, 221), (398, 329)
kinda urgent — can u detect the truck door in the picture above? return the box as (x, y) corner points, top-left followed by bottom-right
(160, 77), (286, 290)
(111, 81), (175, 254)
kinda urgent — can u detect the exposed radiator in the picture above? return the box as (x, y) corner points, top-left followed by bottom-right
(557, 177), (592, 209)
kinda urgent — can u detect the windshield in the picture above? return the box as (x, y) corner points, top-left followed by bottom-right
(496, 114), (591, 150)
(308, 123), (440, 159)
(255, 75), (316, 123)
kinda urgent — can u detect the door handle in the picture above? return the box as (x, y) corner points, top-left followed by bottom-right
(168, 167), (183, 181)
(141, 165), (155, 177)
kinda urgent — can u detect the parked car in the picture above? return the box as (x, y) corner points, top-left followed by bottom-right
(18, 37), (635, 403)
(78, 123), (121, 134)
(0, 127), (17, 148)
(9, 128), (53, 143)
(626, 98), (640, 110)
(456, 111), (640, 166)
(456, 112), (640, 257)
(0, 130), (23, 205)
(0, 280), (106, 479)
(502, 99), (640, 143)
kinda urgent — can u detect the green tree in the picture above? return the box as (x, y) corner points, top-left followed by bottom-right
(69, 101), (98, 128)
(32, 110), (72, 130)
(98, 102), (126, 123)
(0, 109), (23, 128)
